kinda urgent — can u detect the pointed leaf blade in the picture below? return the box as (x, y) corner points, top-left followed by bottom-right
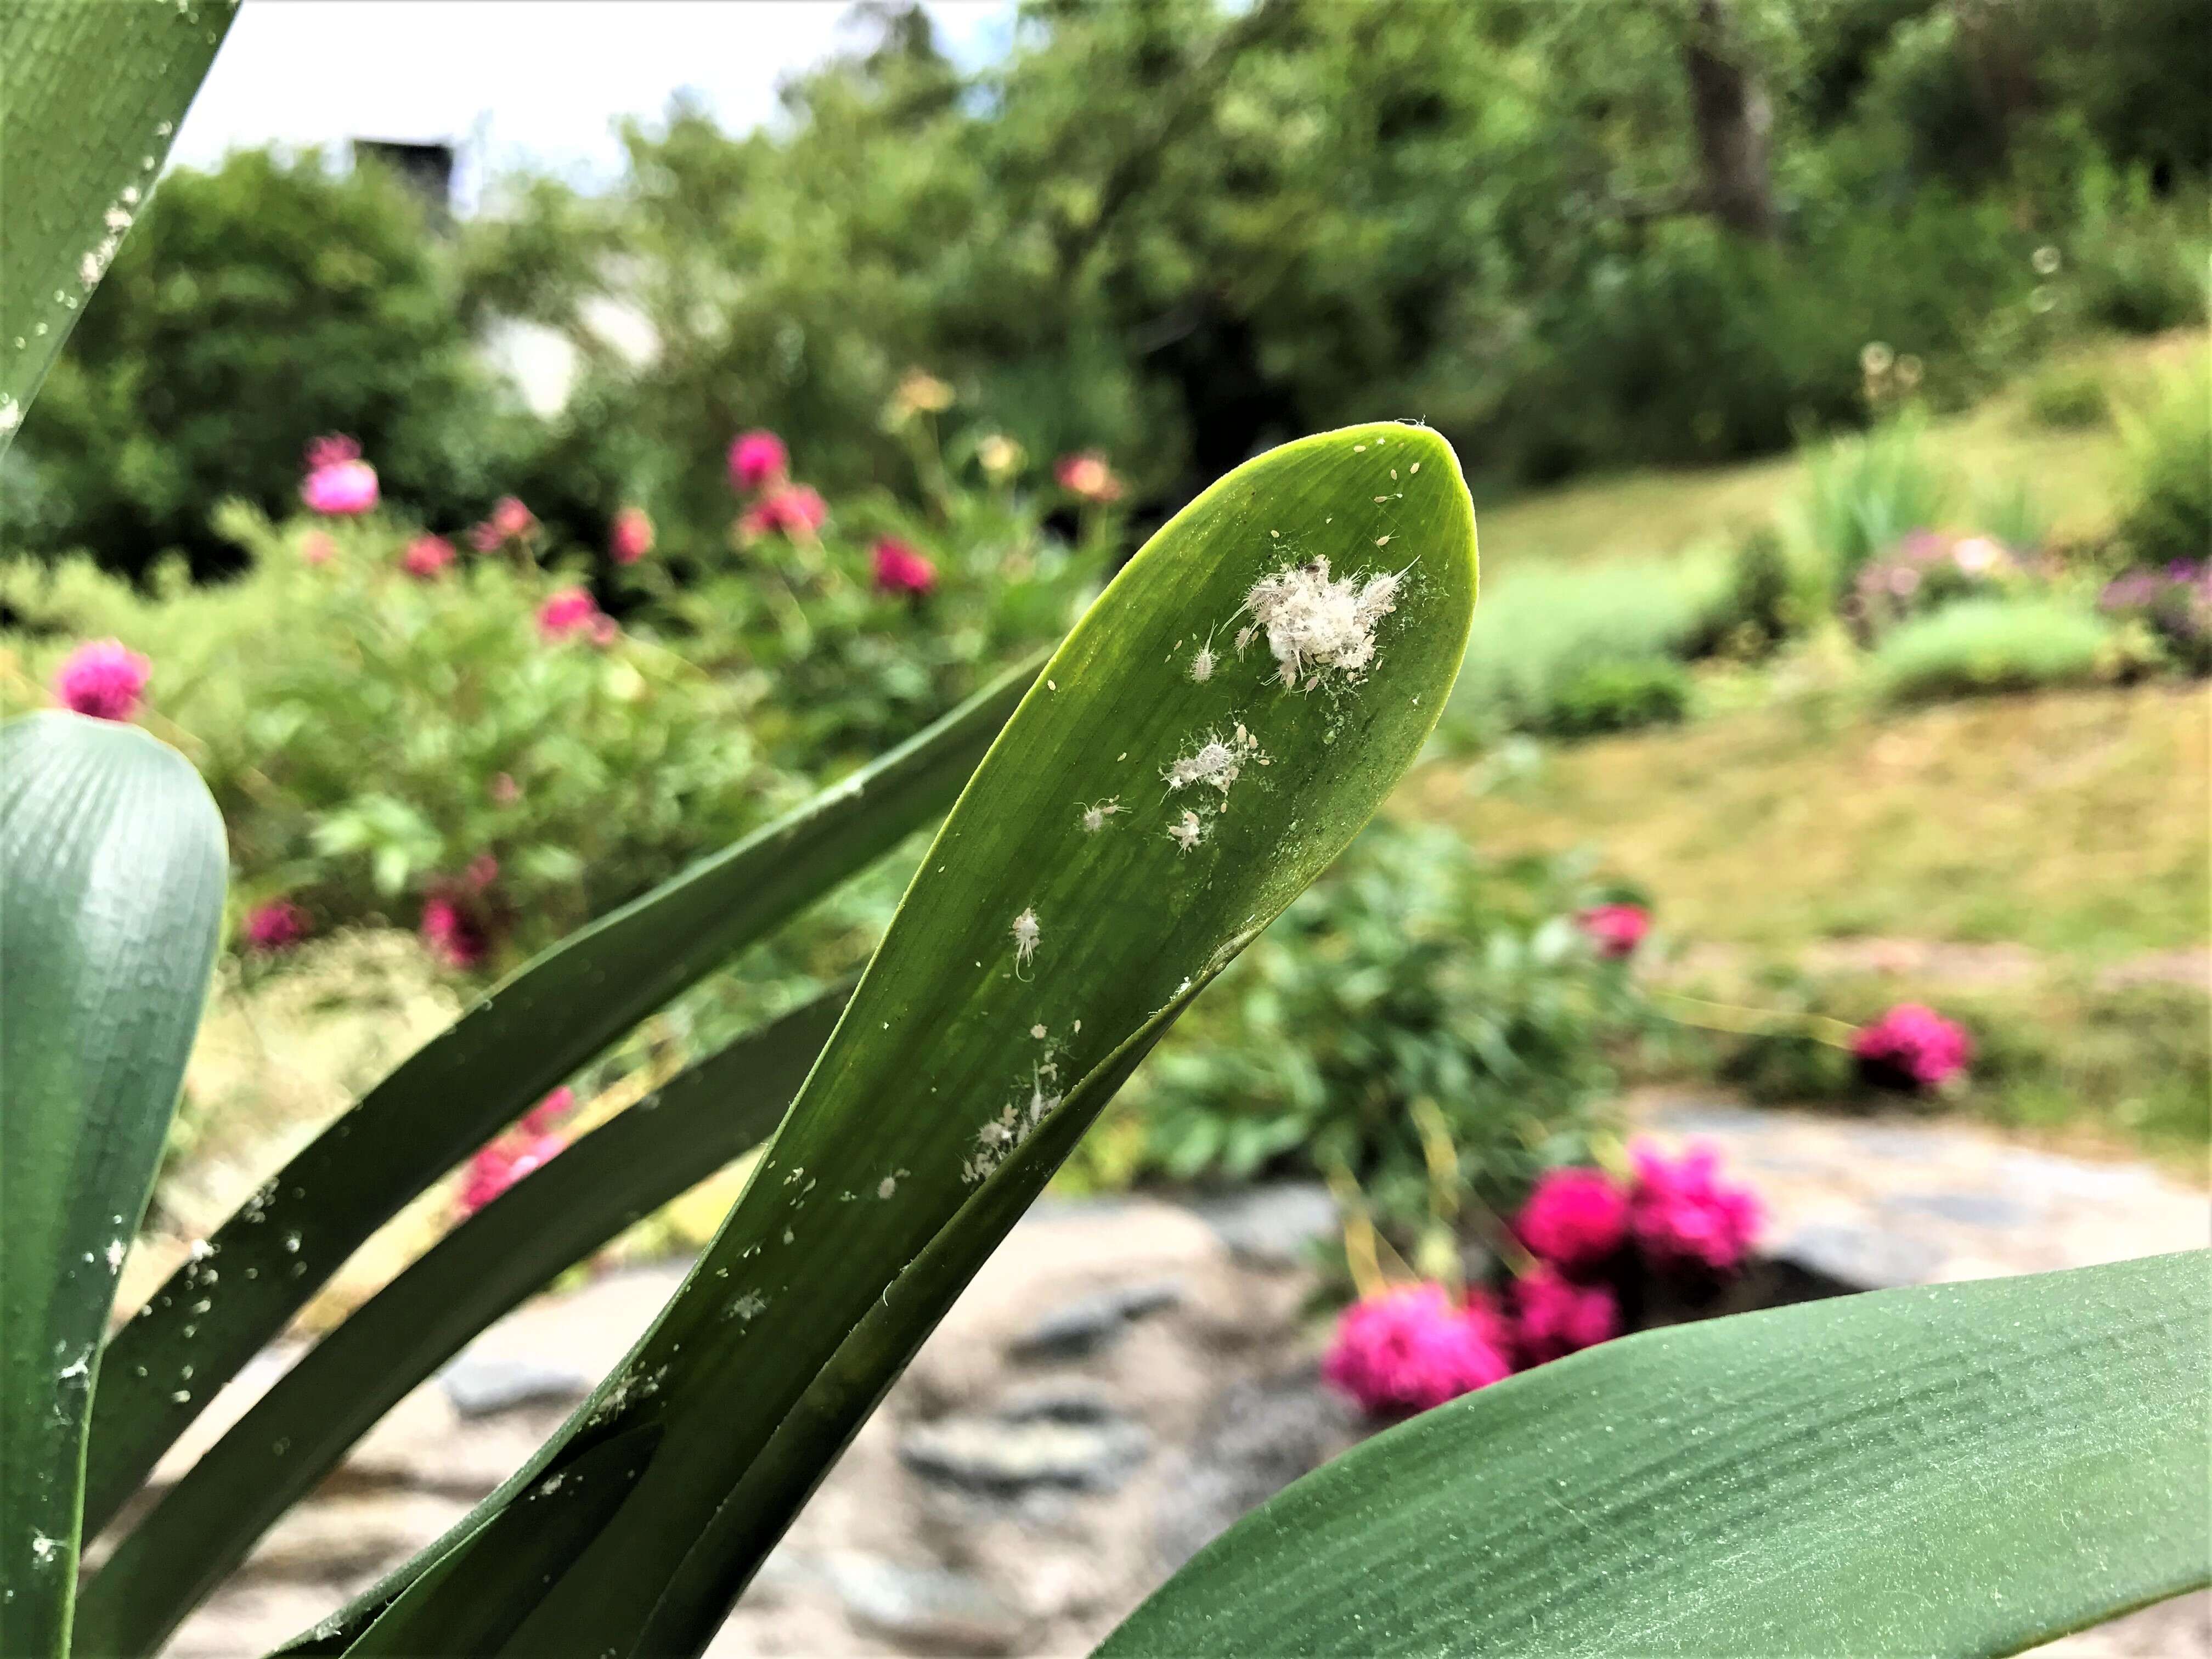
(330, 421), (1478, 1656)
(1101, 1252), (2212, 1658)
(1, 714), (225, 1657)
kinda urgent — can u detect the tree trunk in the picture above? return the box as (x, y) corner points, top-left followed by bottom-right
(1681, 0), (1777, 239)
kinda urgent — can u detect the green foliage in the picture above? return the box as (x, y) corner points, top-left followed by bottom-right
(1705, 527), (1802, 656)
(5, 150), (537, 580)
(2116, 359), (2212, 571)
(1103, 1251), (2212, 1657)
(2024, 362), (2112, 429)
(0, 716), (225, 1657)
(1874, 595), (2119, 702)
(1118, 821), (1639, 1239)
(1797, 413), (1950, 590)
(1447, 554), (1729, 741)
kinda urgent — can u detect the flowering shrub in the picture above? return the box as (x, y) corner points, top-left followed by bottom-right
(52, 639), (150, 721)
(1845, 528), (2035, 642)
(1329, 1140), (1762, 1419)
(240, 900), (310, 955)
(2098, 561), (2212, 674)
(1853, 1002), (1974, 1092)
(1103, 822), (1649, 1233)
(1, 505), (800, 971)
(645, 425), (1118, 768)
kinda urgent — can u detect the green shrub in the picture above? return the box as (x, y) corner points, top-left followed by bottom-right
(2024, 363), (2111, 430)
(1104, 820), (1646, 1240)
(1694, 528), (1805, 658)
(2115, 359), (2212, 571)
(1873, 595), (2117, 702)
(1797, 413), (1950, 591)
(4, 150), (544, 581)
(1447, 554), (1729, 742)
(1545, 657), (1692, 736)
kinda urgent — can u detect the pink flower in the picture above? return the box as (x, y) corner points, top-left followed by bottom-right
(1578, 902), (1650, 959)
(1511, 1267), (1621, 1366)
(1628, 1141), (1763, 1275)
(458, 1130), (565, 1216)
(464, 852), (500, 891)
(1852, 1002), (1974, 1091)
(871, 537), (937, 596)
(300, 436), (379, 516)
(522, 1086), (577, 1136)
(53, 640), (151, 721)
(1514, 1166), (1630, 1273)
(728, 430), (789, 493)
(242, 900), (311, 954)
(471, 496), (537, 551)
(301, 532), (336, 566)
(489, 771), (521, 806)
(537, 585), (607, 643)
(610, 506), (654, 565)
(419, 895), (490, 972)
(1056, 450), (1123, 504)
(738, 484), (828, 541)
(402, 534), (455, 580)
(1321, 1283), (1514, 1418)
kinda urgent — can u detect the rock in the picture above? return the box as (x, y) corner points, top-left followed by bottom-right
(440, 1354), (591, 1418)
(900, 1407), (1149, 1496)
(1011, 1280), (1184, 1359)
(1880, 1189), (2041, 1229)
(1156, 1367), (1359, 1570)
(1774, 1221), (1949, 1290)
(1183, 1183), (1337, 1269)
(817, 1550), (1027, 1654)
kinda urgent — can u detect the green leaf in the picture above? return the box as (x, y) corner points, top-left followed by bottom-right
(74, 990), (845, 1659)
(1101, 1251), (2212, 1658)
(0, 1), (235, 453)
(313, 420), (1478, 1656)
(83, 661), (1032, 1538)
(1, 714), (225, 1658)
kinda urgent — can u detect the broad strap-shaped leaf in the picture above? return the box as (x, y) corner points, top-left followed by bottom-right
(305, 421), (1478, 1657)
(0, 1), (234, 452)
(1101, 1251), (2212, 1658)
(1, 714), (225, 1658)
(74, 989), (847, 1659)
(84, 659), (1031, 1535)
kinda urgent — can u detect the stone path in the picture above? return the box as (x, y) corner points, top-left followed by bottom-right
(138, 1105), (2204, 1657)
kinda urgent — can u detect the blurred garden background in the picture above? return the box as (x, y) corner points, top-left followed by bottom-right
(5, 1), (2208, 1646)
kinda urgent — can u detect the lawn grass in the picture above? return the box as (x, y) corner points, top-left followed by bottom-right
(1408, 683), (2210, 961)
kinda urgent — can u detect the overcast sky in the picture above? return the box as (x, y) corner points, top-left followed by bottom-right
(171, 1), (1014, 200)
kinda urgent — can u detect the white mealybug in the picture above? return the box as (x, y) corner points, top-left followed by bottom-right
(1079, 797), (1121, 833)
(1011, 907), (1042, 975)
(1189, 642), (1217, 683)
(1167, 810), (1205, 852)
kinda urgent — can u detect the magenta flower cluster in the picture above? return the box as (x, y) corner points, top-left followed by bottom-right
(458, 1086), (578, 1216)
(1323, 1143), (1764, 1422)
(1577, 902), (1650, 960)
(52, 639), (151, 721)
(1852, 1002), (1974, 1091)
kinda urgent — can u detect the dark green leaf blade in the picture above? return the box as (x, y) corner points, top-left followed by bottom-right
(74, 988), (845, 1659)
(0, 1), (235, 452)
(328, 420), (1479, 1657)
(84, 658), (1031, 1536)
(1101, 1251), (2212, 1658)
(1, 714), (225, 1657)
